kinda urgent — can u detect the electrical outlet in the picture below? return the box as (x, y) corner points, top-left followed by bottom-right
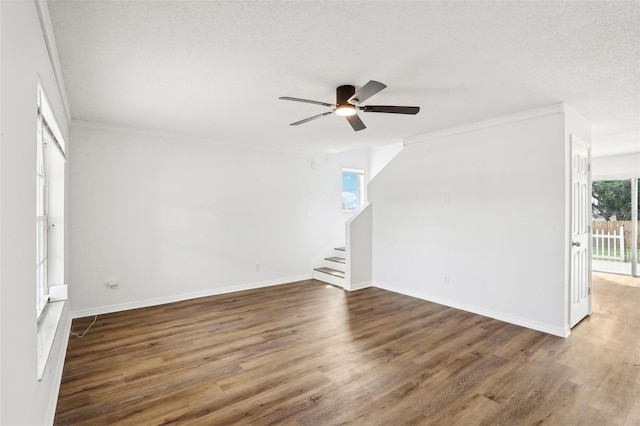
(255, 264), (261, 271)
(444, 275), (450, 285)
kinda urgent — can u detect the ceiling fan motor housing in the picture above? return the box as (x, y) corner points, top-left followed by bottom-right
(337, 85), (356, 105)
(335, 85), (357, 116)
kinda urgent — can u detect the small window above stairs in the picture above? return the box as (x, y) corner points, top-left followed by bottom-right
(313, 247), (346, 287)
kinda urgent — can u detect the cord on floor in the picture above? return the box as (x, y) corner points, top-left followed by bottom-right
(70, 315), (98, 338)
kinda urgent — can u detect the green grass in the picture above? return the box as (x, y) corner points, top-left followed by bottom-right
(592, 248), (640, 262)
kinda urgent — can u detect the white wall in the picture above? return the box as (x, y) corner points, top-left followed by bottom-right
(0, 2), (71, 424)
(592, 152), (640, 181)
(369, 142), (404, 179)
(345, 202), (373, 290)
(0, 1), (3, 419)
(369, 107), (570, 336)
(69, 122), (368, 316)
(0, 3), (3, 419)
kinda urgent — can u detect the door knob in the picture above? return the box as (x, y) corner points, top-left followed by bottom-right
(572, 241), (581, 247)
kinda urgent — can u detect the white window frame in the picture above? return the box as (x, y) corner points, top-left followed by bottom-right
(36, 83), (65, 319)
(342, 168), (365, 212)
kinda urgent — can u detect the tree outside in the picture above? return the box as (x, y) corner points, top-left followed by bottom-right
(592, 180), (631, 220)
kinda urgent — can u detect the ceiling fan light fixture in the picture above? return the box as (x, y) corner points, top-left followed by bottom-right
(335, 104), (356, 117)
(279, 81), (419, 131)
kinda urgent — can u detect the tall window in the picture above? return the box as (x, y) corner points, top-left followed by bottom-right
(36, 102), (48, 318)
(36, 83), (66, 319)
(342, 168), (365, 212)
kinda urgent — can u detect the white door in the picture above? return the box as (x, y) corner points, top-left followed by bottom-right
(570, 135), (591, 327)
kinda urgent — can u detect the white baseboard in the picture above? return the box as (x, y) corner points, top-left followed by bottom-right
(70, 274), (311, 318)
(348, 280), (372, 291)
(373, 281), (570, 338)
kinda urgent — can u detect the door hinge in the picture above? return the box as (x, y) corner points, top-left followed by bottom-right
(588, 287), (591, 295)
(587, 163), (591, 172)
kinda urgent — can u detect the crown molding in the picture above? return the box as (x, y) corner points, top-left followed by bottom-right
(70, 119), (326, 157)
(404, 103), (565, 146)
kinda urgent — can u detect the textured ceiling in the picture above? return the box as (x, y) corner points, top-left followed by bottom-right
(47, 1), (639, 155)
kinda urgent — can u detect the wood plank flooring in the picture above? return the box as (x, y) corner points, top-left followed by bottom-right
(55, 274), (640, 425)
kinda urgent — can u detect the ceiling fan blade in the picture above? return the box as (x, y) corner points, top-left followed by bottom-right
(290, 111), (334, 126)
(346, 114), (366, 131)
(279, 97), (334, 107)
(359, 105), (420, 115)
(348, 80), (387, 104)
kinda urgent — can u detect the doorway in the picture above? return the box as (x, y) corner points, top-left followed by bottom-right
(592, 178), (639, 277)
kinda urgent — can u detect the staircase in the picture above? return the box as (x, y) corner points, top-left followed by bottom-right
(313, 247), (346, 287)
(312, 203), (372, 291)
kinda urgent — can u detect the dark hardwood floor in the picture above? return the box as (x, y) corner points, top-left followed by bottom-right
(55, 273), (640, 425)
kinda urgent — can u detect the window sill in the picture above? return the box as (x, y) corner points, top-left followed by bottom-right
(37, 300), (65, 381)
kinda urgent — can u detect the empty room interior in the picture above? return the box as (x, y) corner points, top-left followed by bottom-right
(1, 1), (640, 424)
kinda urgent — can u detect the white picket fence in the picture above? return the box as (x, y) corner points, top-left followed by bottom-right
(592, 225), (625, 261)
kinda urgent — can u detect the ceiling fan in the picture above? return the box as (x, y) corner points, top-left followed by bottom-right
(279, 80), (420, 132)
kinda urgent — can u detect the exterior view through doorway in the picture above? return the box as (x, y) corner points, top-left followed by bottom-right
(592, 178), (640, 277)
